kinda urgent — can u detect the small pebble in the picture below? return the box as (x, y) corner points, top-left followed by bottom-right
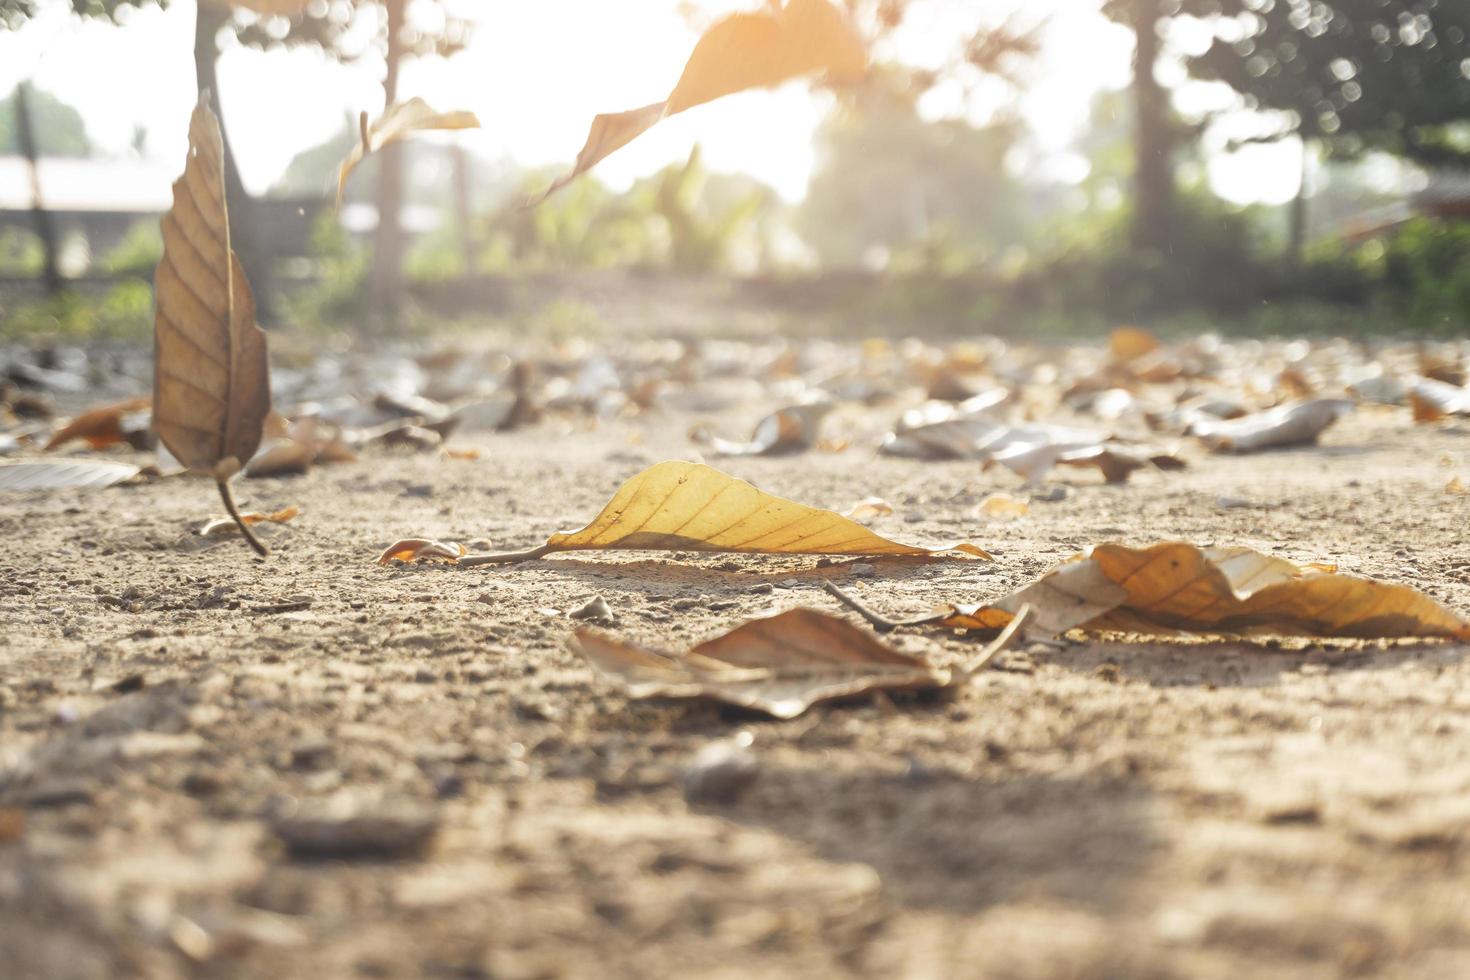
(850, 563), (876, 578)
(747, 583), (775, 595)
(683, 741), (760, 805)
(569, 595), (615, 622)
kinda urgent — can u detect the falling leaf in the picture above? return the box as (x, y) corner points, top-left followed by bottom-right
(377, 538), (466, 565)
(977, 493), (1029, 520)
(937, 543), (1470, 640)
(1109, 326), (1160, 361)
(535, 0), (865, 202)
(457, 461), (990, 565)
(337, 98), (480, 207)
(841, 496), (893, 523)
(572, 608), (951, 719)
(692, 402), (833, 456)
(44, 396), (151, 451)
(1190, 398), (1352, 453)
(199, 505), (300, 538)
(153, 95), (272, 555)
(0, 459), (141, 492)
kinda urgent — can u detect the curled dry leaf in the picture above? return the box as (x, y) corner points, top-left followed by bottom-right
(153, 95), (272, 556)
(1190, 398), (1352, 453)
(936, 542), (1470, 640)
(842, 496), (894, 523)
(458, 460), (990, 565)
(377, 538), (466, 566)
(692, 402), (833, 456)
(1409, 377), (1470, 423)
(572, 608), (951, 719)
(199, 504), (300, 538)
(44, 396), (151, 451)
(0, 459), (141, 492)
(337, 98), (480, 207)
(534, 0), (865, 203)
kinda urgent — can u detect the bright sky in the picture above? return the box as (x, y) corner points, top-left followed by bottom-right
(0, 0), (1307, 205)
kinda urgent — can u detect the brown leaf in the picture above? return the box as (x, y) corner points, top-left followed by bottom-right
(337, 98), (480, 207)
(44, 396), (151, 451)
(1409, 377), (1470, 423)
(572, 608), (950, 719)
(939, 543), (1470, 640)
(535, 0), (865, 202)
(693, 402), (833, 456)
(0, 459), (141, 492)
(457, 461), (990, 565)
(153, 95), (272, 555)
(377, 538), (466, 566)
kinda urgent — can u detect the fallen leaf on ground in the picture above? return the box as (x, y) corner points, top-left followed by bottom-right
(0, 459), (141, 491)
(572, 608), (951, 719)
(534, 0), (865, 202)
(1109, 326), (1160, 361)
(0, 807), (22, 842)
(199, 505), (300, 538)
(935, 542), (1470, 639)
(692, 402), (833, 456)
(977, 493), (1029, 520)
(377, 538), (466, 566)
(1447, 476), (1466, 495)
(456, 460), (990, 564)
(44, 396), (151, 450)
(337, 98), (479, 206)
(1409, 377), (1470, 423)
(1190, 398), (1352, 452)
(841, 496), (893, 522)
(154, 95), (272, 555)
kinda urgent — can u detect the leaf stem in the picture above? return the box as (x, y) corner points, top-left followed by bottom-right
(820, 579), (947, 632)
(218, 479), (268, 557)
(458, 544), (554, 566)
(961, 604), (1032, 677)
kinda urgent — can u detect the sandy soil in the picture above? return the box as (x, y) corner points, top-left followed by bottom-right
(4, 370), (1470, 979)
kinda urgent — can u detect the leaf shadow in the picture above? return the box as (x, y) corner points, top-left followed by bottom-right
(722, 762), (1159, 915)
(1033, 636), (1470, 690)
(508, 554), (949, 596)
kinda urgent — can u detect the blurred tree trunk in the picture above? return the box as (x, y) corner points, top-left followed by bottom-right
(1287, 137), (1310, 264)
(14, 82), (61, 296)
(193, 2), (274, 321)
(372, 0), (408, 317)
(1125, 0), (1174, 254)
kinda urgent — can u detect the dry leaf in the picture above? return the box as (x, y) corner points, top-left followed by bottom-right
(977, 493), (1029, 520)
(842, 496), (893, 522)
(44, 396), (151, 451)
(939, 542), (1470, 640)
(1447, 476), (1467, 495)
(572, 608), (950, 719)
(0, 807), (22, 843)
(199, 504), (300, 538)
(154, 95), (272, 555)
(337, 98), (480, 207)
(0, 459), (141, 491)
(535, 0), (865, 202)
(377, 538), (466, 565)
(1109, 327), (1160, 361)
(458, 460), (990, 565)
(1409, 377), (1470, 423)
(1190, 398), (1352, 452)
(693, 402), (833, 456)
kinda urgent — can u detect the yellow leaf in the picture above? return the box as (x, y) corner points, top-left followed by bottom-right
(153, 95), (271, 555)
(377, 538), (466, 566)
(573, 608), (951, 719)
(337, 98), (480, 207)
(457, 461), (989, 565)
(535, 0), (865, 202)
(1448, 475), (1467, 495)
(1109, 326), (1160, 361)
(937, 542), (1470, 640)
(977, 493), (1029, 520)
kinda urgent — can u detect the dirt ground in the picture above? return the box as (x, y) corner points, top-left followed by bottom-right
(4, 349), (1470, 979)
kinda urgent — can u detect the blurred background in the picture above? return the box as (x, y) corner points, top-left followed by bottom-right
(2, 0), (1469, 340)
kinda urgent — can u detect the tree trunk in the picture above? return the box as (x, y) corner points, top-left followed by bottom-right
(1287, 137), (1310, 264)
(372, 0), (408, 318)
(193, 3), (274, 321)
(14, 82), (62, 296)
(1129, 0), (1174, 254)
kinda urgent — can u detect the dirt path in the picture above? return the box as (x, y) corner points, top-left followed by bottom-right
(4, 387), (1470, 979)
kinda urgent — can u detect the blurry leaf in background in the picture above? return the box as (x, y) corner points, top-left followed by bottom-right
(1190, 399), (1353, 453)
(0, 459), (141, 492)
(44, 396), (151, 451)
